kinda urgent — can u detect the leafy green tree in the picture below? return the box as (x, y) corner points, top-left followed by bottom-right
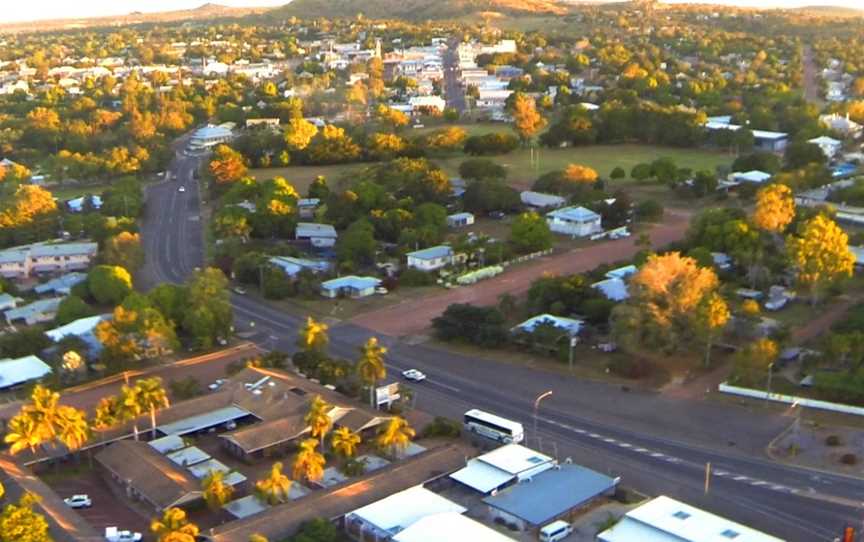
(103, 232), (144, 271)
(336, 219), (376, 267)
(785, 141), (827, 169)
(292, 518), (342, 542)
(87, 265), (132, 305)
(182, 268), (233, 349)
(610, 167), (626, 180)
(510, 212), (553, 254)
(55, 296), (94, 326)
(458, 158), (507, 181)
(432, 304), (508, 347)
(463, 179), (519, 214)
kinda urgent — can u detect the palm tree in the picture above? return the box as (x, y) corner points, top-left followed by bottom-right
(202, 469), (234, 511)
(298, 316), (329, 355)
(292, 438), (326, 483)
(4, 385), (90, 455)
(356, 337), (387, 407)
(55, 405), (90, 452)
(93, 396), (121, 430)
(376, 417), (415, 458)
(151, 507), (199, 542)
(135, 377), (170, 437)
(255, 462), (292, 505)
(331, 427), (361, 459)
(304, 395), (333, 449)
(118, 384), (143, 440)
(4, 414), (43, 455)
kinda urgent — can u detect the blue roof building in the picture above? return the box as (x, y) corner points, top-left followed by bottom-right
(483, 463), (618, 530)
(592, 278), (629, 302)
(269, 256), (331, 278)
(512, 314), (583, 336)
(33, 272), (87, 296)
(546, 206), (602, 237)
(320, 276), (382, 299)
(406, 246), (454, 271)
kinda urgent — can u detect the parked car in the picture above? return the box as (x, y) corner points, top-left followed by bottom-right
(233, 286), (247, 295)
(488, 211), (506, 220)
(402, 369), (427, 382)
(105, 527), (142, 542)
(63, 495), (92, 509)
(208, 379), (226, 391)
(375, 286), (389, 295)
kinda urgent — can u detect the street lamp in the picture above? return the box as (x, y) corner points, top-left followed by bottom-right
(533, 390), (553, 447)
(766, 362), (774, 400)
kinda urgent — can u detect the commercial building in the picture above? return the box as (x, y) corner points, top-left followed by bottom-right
(344, 485), (466, 541)
(450, 444), (555, 495)
(392, 512), (514, 542)
(546, 206), (602, 237)
(597, 495), (783, 542)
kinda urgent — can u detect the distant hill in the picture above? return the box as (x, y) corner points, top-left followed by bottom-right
(274, 0), (569, 20)
(0, 3), (273, 34)
(784, 5), (863, 17)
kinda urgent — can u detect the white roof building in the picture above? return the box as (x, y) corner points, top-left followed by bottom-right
(189, 125), (233, 149)
(345, 486), (466, 540)
(450, 444), (554, 494)
(393, 512), (514, 542)
(730, 170), (772, 185)
(808, 135), (843, 159)
(520, 191), (566, 209)
(598, 495), (784, 542)
(0, 355), (52, 390)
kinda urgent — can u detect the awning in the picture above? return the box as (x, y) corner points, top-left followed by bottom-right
(156, 406), (252, 436)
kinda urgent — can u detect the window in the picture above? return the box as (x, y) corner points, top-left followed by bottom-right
(721, 530), (739, 539)
(672, 511), (691, 520)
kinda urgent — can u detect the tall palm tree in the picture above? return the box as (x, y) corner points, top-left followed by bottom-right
(135, 377), (170, 437)
(292, 438), (326, 483)
(255, 462), (292, 505)
(151, 507), (199, 542)
(93, 396), (121, 431)
(202, 469), (234, 511)
(118, 384), (143, 440)
(376, 417), (415, 458)
(298, 316), (329, 355)
(331, 427), (361, 459)
(4, 385), (90, 455)
(4, 414), (43, 455)
(356, 337), (387, 407)
(55, 406), (90, 452)
(304, 395), (333, 449)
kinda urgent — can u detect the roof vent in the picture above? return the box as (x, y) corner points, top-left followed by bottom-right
(672, 511), (691, 520)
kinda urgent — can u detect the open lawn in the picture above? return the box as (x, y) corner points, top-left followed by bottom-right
(248, 141), (733, 200)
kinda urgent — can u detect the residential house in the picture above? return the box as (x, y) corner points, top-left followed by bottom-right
(450, 444), (555, 495)
(33, 272), (87, 296)
(269, 256), (331, 278)
(511, 314), (583, 337)
(729, 170), (772, 185)
(0, 355), (52, 390)
(546, 206), (602, 237)
(752, 130), (788, 152)
(476, 89), (513, 110)
(0, 241), (98, 279)
(66, 195), (102, 213)
(245, 118), (280, 130)
(344, 486), (466, 541)
(446, 212), (475, 228)
(320, 276), (382, 298)
(521, 191), (566, 210)
(483, 463), (618, 531)
(712, 252), (733, 271)
(408, 95), (446, 113)
(819, 113), (862, 139)
(296, 222), (338, 249)
(808, 135), (843, 160)
(591, 265), (637, 302)
(826, 81), (846, 102)
(406, 246), (454, 272)
(597, 495), (783, 542)
(4, 297), (64, 326)
(45, 314), (111, 356)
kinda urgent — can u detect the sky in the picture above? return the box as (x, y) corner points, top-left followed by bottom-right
(5, 0), (862, 23)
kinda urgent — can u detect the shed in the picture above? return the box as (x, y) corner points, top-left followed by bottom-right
(447, 212), (475, 228)
(521, 191), (566, 209)
(295, 222), (338, 248)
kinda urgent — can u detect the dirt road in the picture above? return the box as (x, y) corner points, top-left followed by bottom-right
(354, 210), (692, 336)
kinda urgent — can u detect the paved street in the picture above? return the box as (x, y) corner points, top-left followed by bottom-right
(137, 137), (864, 542)
(443, 40), (466, 113)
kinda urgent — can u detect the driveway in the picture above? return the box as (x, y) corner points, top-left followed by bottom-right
(354, 210), (691, 336)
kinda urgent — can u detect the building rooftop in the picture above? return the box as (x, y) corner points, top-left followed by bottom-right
(483, 463), (618, 527)
(393, 512), (515, 542)
(33, 272), (87, 295)
(30, 242), (98, 259)
(321, 275), (382, 291)
(592, 278), (629, 302)
(269, 256), (331, 276)
(547, 206), (601, 222)
(521, 191), (566, 208)
(0, 355), (52, 389)
(347, 485), (466, 534)
(731, 170), (772, 184)
(45, 314), (110, 342)
(598, 495), (783, 542)
(296, 222), (338, 238)
(4, 297), (63, 323)
(407, 245), (453, 260)
(156, 405), (253, 436)
(605, 265), (637, 280)
(192, 124), (232, 139)
(513, 314), (583, 336)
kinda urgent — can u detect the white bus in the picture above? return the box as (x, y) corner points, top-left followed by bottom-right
(463, 409), (524, 444)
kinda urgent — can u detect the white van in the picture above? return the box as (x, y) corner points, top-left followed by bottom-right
(539, 520), (572, 542)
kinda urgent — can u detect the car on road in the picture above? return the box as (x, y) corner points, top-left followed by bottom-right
(178, 185), (186, 193)
(105, 527), (142, 542)
(209, 379), (226, 391)
(402, 369), (426, 382)
(233, 286), (247, 295)
(64, 495), (92, 508)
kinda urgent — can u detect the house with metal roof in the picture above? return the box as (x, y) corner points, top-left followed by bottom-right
(597, 495), (783, 542)
(0, 241), (98, 279)
(297, 198), (321, 219)
(393, 512), (515, 542)
(808, 135), (843, 160)
(295, 222), (338, 248)
(521, 191), (566, 210)
(33, 272), (87, 296)
(546, 206), (602, 237)
(0, 355), (52, 390)
(512, 314), (583, 337)
(0, 293), (18, 312)
(450, 444), (555, 495)
(320, 275), (382, 298)
(66, 195), (102, 213)
(4, 297), (64, 325)
(344, 485), (466, 541)
(189, 124), (233, 149)
(483, 463), (618, 531)
(592, 278), (629, 302)
(730, 170), (772, 185)
(446, 212), (475, 228)
(45, 314), (110, 356)
(269, 256), (331, 278)
(605, 265), (637, 280)
(406, 245), (454, 272)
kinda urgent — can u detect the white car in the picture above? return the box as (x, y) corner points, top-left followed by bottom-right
(105, 527), (142, 542)
(402, 369), (427, 382)
(178, 185), (186, 193)
(64, 494), (92, 508)
(208, 379), (226, 391)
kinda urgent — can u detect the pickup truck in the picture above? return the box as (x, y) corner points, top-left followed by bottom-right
(105, 527), (142, 542)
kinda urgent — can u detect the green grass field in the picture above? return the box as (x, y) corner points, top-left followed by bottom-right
(48, 184), (110, 200)
(249, 137), (733, 196)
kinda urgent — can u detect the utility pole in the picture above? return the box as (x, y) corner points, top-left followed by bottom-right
(568, 337), (577, 374)
(704, 462), (711, 494)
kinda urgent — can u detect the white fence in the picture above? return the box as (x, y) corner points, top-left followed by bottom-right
(718, 382), (864, 417)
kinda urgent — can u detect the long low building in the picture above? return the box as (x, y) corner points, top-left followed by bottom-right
(0, 241), (98, 279)
(0, 355), (52, 390)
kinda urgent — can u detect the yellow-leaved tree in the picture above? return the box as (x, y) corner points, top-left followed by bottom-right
(752, 183), (795, 234)
(697, 293), (730, 367)
(563, 164), (599, 185)
(787, 214), (854, 304)
(508, 93), (546, 144)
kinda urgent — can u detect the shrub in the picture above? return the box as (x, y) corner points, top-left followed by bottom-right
(841, 453), (858, 465)
(635, 199), (664, 222)
(169, 377), (203, 400)
(422, 416), (462, 439)
(825, 435), (842, 447)
(400, 268), (436, 287)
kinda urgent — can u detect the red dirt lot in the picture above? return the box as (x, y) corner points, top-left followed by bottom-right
(353, 210), (692, 336)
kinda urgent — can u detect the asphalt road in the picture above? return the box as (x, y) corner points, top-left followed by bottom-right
(140, 139), (864, 542)
(443, 40), (467, 113)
